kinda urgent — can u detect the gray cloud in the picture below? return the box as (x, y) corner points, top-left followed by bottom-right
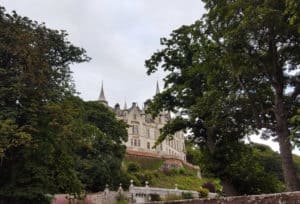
(0, 0), (205, 107)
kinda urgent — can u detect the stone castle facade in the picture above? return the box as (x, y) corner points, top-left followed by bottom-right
(98, 82), (186, 162)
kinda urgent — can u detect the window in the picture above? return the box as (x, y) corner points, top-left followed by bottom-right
(132, 125), (139, 134)
(133, 114), (137, 120)
(137, 139), (140, 147)
(146, 128), (150, 138)
(131, 139), (134, 146)
(147, 142), (150, 149)
(134, 139), (137, 146)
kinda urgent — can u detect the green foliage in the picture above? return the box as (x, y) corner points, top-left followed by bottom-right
(181, 192), (193, 199)
(291, 109), (300, 144)
(134, 171), (154, 185)
(0, 6), (89, 202)
(75, 101), (128, 192)
(198, 188), (209, 198)
(162, 167), (189, 176)
(0, 6), (127, 202)
(123, 156), (209, 191)
(186, 141), (203, 166)
(127, 162), (141, 173)
(145, 0), (300, 191)
(202, 0), (300, 190)
(124, 155), (164, 170)
(202, 182), (216, 193)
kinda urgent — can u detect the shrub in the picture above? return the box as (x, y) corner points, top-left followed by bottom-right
(181, 192), (193, 199)
(127, 162), (141, 173)
(178, 168), (186, 175)
(202, 182), (216, 193)
(134, 171), (154, 184)
(118, 170), (141, 188)
(198, 188), (209, 198)
(162, 167), (181, 176)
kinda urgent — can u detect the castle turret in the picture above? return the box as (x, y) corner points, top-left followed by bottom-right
(156, 81), (160, 94)
(98, 81), (108, 105)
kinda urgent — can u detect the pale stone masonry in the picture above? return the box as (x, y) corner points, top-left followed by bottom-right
(98, 82), (186, 162)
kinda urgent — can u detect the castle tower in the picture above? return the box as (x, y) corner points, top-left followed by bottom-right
(156, 81), (160, 94)
(98, 81), (108, 105)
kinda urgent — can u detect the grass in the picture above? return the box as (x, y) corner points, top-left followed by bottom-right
(151, 172), (205, 191)
(123, 156), (221, 192)
(124, 155), (164, 170)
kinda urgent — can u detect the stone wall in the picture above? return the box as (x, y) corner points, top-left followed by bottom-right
(145, 191), (300, 204)
(52, 192), (119, 204)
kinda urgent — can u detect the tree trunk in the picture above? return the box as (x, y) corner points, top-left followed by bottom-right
(274, 87), (300, 191)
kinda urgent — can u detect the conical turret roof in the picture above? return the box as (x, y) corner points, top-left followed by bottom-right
(99, 81), (108, 105)
(156, 81), (160, 94)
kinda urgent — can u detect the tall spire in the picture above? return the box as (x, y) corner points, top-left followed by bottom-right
(156, 81), (160, 95)
(99, 81), (108, 105)
(124, 99), (127, 110)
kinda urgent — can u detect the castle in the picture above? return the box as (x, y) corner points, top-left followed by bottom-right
(98, 82), (186, 162)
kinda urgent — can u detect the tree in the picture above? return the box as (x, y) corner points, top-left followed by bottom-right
(202, 0), (300, 190)
(75, 101), (128, 192)
(146, 0), (300, 191)
(0, 7), (89, 203)
(145, 20), (271, 194)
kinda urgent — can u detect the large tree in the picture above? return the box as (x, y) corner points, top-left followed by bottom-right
(202, 0), (300, 190)
(146, 0), (300, 192)
(0, 7), (128, 203)
(75, 100), (128, 192)
(145, 21), (268, 194)
(0, 7), (90, 203)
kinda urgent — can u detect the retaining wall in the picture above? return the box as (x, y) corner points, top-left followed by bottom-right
(145, 191), (300, 204)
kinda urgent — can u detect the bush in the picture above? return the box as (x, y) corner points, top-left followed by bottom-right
(178, 168), (186, 175)
(118, 170), (141, 189)
(198, 188), (209, 198)
(202, 182), (216, 193)
(134, 171), (154, 184)
(181, 192), (193, 199)
(127, 162), (141, 173)
(162, 167), (182, 176)
(149, 194), (161, 201)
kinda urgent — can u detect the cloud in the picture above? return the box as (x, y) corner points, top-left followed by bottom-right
(0, 0), (204, 106)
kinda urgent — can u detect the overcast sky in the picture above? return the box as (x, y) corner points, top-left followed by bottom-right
(0, 0), (204, 107)
(1, 0), (299, 155)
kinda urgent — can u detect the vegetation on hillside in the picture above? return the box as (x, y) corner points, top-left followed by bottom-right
(186, 141), (300, 194)
(122, 156), (221, 193)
